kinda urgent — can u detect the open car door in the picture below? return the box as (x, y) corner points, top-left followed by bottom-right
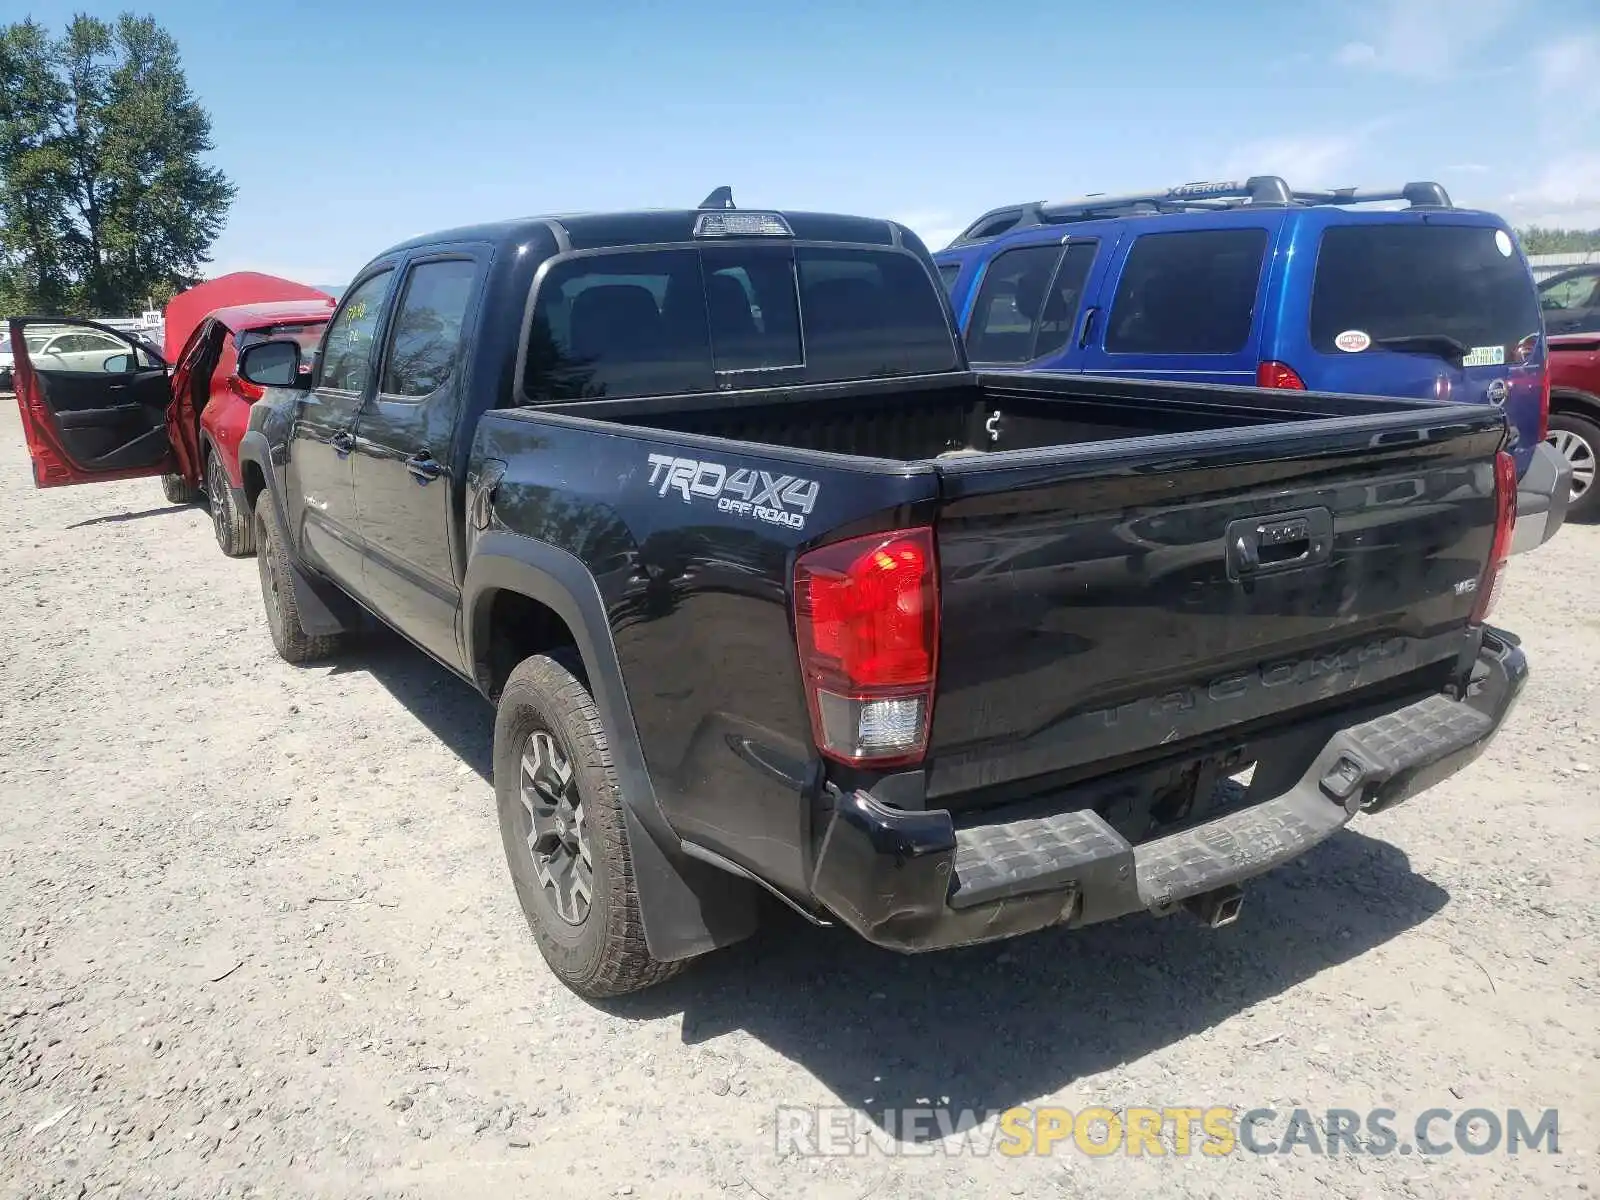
(9, 318), (176, 488)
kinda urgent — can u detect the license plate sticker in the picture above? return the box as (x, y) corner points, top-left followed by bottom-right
(1463, 344), (1506, 367)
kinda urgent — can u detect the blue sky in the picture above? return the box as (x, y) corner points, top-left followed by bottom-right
(19, 0), (1600, 285)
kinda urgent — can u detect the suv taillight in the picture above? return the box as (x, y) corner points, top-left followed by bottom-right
(794, 527), (938, 768)
(1256, 360), (1306, 390)
(1471, 451), (1517, 624)
(228, 373), (263, 402)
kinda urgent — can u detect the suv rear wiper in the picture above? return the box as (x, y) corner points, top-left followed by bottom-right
(1373, 334), (1470, 363)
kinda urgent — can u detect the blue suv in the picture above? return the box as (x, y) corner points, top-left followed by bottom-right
(933, 177), (1571, 553)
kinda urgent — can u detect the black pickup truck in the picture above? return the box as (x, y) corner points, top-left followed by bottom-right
(215, 202), (1526, 997)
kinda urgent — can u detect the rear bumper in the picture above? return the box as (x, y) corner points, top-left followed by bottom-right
(1510, 441), (1573, 555)
(810, 629), (1527, 952)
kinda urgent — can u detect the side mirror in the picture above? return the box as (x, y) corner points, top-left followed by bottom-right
(1540, 297), (1561, 311)
(102, 353), (133, 373)
(238, 339), (305, 388)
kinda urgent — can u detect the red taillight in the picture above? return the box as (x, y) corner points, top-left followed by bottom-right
(794, 527), (938, 767)
(1256, 360), (1306, 390)
(1471, 450), (1517, 625)
(228, 373), (263, 401)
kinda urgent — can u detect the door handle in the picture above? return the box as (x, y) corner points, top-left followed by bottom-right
(331, 431), (355, 456)
(1076, 306), (1100, 350)
(405, 453), (444, 483)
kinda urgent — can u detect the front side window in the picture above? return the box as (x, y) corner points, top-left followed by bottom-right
(966, 242), (1099, 363)
(319, 270), (393, 392)
(381, 259), (480, 397)
(1106, 228), (1270, 355)
(34, 327), (139, 373)
(523, 244), (958, 402)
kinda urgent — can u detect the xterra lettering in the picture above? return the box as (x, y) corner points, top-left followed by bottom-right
(646, 454), (820, 531)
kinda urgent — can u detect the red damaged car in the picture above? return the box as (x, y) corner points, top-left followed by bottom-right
(1548, 332), (1600, 522)
(9, 273), (335, 555)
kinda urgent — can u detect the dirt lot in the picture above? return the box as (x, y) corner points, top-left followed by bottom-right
(0, 400), (1596, 1200)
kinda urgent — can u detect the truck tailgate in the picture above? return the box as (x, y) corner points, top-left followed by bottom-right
(926, 405), (1507, 800)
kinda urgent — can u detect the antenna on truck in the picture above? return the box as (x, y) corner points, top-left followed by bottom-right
(698, 186), (736, 210)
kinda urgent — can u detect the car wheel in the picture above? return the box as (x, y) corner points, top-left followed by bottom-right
(493, 651), (686, 998)
(254, 506), (342, 664)
(161, 473), (200, 505)
(206, 450), (255, 557)
(1547, 411), (1600, 522)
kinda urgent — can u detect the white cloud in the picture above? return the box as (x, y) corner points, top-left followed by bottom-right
(1445, 163), (1491, 173)
(1217, 130), (1369, 187)
(1501, 155), (1600, 229)
(1330, 0), (1517, 79)
(1536, 33), (1600, 110)
(1335, 41), (1379, 67)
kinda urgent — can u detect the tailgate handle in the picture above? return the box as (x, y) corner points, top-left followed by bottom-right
(1226, 509), (1332, 581)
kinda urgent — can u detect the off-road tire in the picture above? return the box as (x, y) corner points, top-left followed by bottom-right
(1548, 410), (1600, 523)
(254, 506), (342, 664)
(494, 651), (685, 998)
(161, 473), (199, 505)
(206, 449), (254, 557)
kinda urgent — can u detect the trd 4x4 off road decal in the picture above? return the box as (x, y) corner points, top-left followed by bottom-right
(645, 453), (820, 531)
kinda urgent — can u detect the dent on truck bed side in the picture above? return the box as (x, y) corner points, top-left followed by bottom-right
(462, 529), (763, 963)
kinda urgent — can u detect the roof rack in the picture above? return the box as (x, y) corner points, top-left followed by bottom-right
(947, 176), (1454, 248)
(698, 186), (735, 210)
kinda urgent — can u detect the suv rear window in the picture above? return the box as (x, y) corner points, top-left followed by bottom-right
(1309, 225), (1542, 359)
(523, 245), (958, 401)
(1105, 229), (1269, 355)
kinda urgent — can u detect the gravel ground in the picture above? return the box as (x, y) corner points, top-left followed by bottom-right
(1, 399), (1596, 1200)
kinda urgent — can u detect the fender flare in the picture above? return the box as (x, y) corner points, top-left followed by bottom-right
(464, 530), (760, 963)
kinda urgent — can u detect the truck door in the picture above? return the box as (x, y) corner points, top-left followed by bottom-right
(8, 318), (175, 488)
(287, 267), (396, 588)
(349, 251), (486, 669)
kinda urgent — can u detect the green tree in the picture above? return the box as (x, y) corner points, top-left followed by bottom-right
(0, 13), (233, 315)
(1516, 226), (1600, 255)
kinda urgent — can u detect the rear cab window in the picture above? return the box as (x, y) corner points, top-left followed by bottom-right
(1105, 228), (1270, 355)
(1309, 224), (1542, 364)
(523, 244), (958, 401)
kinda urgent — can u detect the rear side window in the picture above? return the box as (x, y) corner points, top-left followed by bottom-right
(381, 259), (480, 397)
(524, 245), (958, 401)
(938, 263), (961, 294)
(967, 242), (1098, 363)
(1310, 225), (1543, 359)
(1106, 229), (1269, 355)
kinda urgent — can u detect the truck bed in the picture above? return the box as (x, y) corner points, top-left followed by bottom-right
(540, 371), (1367, 462)
(526, 369), (1507, 817)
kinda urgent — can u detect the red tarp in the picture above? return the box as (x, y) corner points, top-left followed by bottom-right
(163, 272), (334, 362)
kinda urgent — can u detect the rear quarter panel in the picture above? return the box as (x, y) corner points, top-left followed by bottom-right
(470, 409), (939, 898)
